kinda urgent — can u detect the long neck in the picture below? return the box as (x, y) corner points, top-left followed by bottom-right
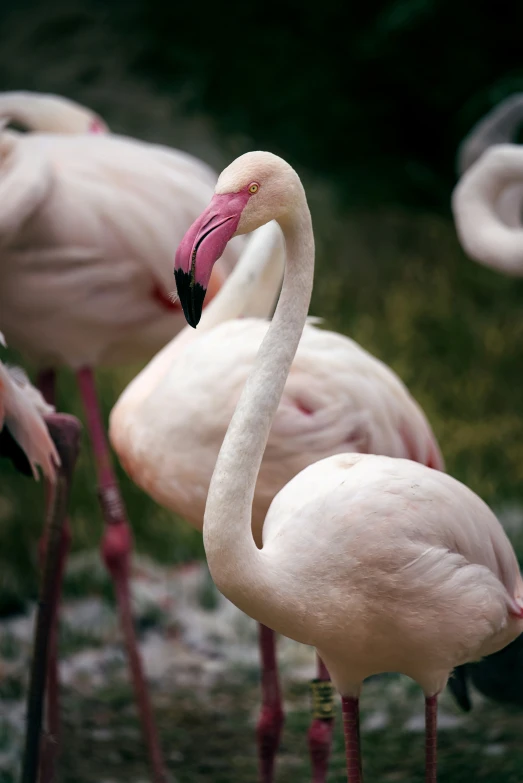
(458, 96), (523, 174)
(203, 198), (314, 627)
(453, 146), (523, 275)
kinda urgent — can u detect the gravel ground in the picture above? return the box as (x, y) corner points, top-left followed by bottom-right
(2, 553), (523, 782)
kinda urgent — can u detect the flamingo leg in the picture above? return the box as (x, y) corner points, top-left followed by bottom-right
(36, 369), (72, 783)
(76, 366), (167, 783)
(341, 696), (362, 783)
(425, 694), (438, 783)
(22, 414), (81, 783)
(308, 655), (335, 782)
(257, 624), (285, 783)
(38, 512), (72, 783)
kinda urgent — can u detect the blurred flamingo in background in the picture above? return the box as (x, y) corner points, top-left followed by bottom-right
(0, 90), (245, 782)
(110, 188), (443, 781)
(456, 94), (523, 229)
(453, 143), (523, 275)
(171, 149), (523, 783)
(457, 94), (523, 175)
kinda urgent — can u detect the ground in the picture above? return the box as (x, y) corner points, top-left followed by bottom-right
(2, 556), (523, 783)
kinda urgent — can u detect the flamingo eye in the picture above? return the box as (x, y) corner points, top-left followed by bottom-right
(248, 182), (259, 194)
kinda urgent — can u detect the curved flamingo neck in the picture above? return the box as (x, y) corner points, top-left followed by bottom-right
(110, 221), (285, 426)
(197, 220), (284, 333)
(458, 95), (523, 174)
(203, 193), (314, 629)
(453, 145), (523, 275)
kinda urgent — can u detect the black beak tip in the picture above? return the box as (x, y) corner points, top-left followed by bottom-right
(174, 268), (206, 329)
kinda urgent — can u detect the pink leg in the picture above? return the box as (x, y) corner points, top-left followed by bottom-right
(425, 695), (438, 783)
(308, 655), (335, 782)
(76, 366), (167, 783)
(21, 414), (81, 783)
(36, 369), (70, 783)
(38, 514), (72, 783)
(257, 624), (284, 783)
(342, 696), (362, 783)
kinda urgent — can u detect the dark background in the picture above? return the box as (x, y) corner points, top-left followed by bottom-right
(3, 0), (523, 209)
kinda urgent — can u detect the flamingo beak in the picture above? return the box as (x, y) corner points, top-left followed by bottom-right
(174, 190), (250, 327)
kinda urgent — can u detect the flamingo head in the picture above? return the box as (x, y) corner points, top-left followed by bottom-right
(0, 91), (109, 135)
(174, 150), (301, 327)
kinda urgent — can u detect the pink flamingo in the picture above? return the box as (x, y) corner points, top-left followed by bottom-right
(110, 208), (443, 781)
(456, 93), (523, 176)
(0, 91), (244, 782)
(456, 95), (523, 233)
(453, 143), (523, 275)
(172, 150), (523, 783)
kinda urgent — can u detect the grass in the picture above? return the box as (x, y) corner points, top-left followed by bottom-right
(15, 674), (523, 783)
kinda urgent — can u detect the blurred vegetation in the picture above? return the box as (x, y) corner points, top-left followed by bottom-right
(2, 0), (523, 614)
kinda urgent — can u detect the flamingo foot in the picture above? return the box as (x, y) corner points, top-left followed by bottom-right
(308, 656), (335, 783)
(341, 696), (362, 783)
(425, 694), (438, 783)
(22, 414), (81, 783)
(257, 624), (284, 783)
(76, 366), (167, 783)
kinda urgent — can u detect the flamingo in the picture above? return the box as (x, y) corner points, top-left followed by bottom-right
(0, 91), (244, 782)
(110, 181), (444, 782)
(457, 94), (523, 175)
(457, 95), (523, 229)
(452, 144), (523, 275)
(172, 150), (523, 782)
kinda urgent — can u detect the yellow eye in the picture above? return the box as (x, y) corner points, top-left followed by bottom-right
(248, 182), (259, 194)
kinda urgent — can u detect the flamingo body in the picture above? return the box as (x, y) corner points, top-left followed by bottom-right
(0, 131), (243, 368)
(111, 318), (443, 543)
(452, 144), (523, 275)
(261, 453), (523, 696)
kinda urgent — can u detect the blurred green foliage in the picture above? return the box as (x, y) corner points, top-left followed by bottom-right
(2, 0), (523, 612)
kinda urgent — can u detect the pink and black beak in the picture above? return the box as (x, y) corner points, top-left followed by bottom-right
(174, 190), (251, 327)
